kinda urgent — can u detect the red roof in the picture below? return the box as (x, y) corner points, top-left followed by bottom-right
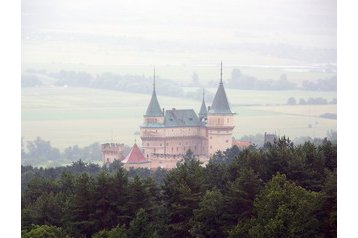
(232, 140), (252, 149)
(122, 143), (149, 164)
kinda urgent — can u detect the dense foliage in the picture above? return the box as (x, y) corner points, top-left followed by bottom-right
(21, 137), (336, 237)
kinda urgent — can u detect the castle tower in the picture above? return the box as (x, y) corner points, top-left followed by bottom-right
(198, 89), (207, 122)
(140, 68), (165, 159)
(207, 62), (235, 156)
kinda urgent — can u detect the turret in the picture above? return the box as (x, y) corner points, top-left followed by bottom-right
(198, 89), (207, 122)
(144, 68), (164, 124)
(207, 62), (236, 156)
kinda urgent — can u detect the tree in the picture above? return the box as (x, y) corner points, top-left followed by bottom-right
(248, 174), (320, 238)
(127, 176), (150, 220)
(127, 209), (157, 238)
(224, 168), (263, 225)
(65, 173), (96, 237)
(287, 97), (297, 105)
(162, 151), (206, 237)
(22, 225), (68, 238)
(111, 168), (130, 225)
(92, 225), (128, 238)
(30, 192), (64, 227)
(316, 171), (337, 237)
(189, 188), (226, 238)
(319, 139), (337, 171)
(92, 172), (118, 231)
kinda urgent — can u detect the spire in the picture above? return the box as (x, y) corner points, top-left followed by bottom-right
(220, 61), (223, 84)
(199, 88), (207, 117)
(209, 62), (234, 115)
(145, 68), (163, 117)
(153, 67), (156, 90)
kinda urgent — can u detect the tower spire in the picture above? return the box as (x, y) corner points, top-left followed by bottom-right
(153, 67), (156, 90)
(220, 61), (223, 84)
(199, 87), (208, 119)
(144, 68), (163, 117)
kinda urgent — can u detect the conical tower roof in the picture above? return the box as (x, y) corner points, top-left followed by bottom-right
(198, 89), (207, 117)
(209, 62), (234, 115)
(122, 143), (149, 164)
(145, 69), (163, 117)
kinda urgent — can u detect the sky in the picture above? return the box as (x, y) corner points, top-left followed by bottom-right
(22, 0), (337, 69)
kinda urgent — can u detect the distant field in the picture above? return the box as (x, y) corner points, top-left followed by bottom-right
(22, 87), (337, 150)
(23, 62), (335, 85)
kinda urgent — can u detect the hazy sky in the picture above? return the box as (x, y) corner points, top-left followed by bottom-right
(22, 0), (336, 68)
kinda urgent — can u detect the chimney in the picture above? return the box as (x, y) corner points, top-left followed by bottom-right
(162, 108), (165, 114)
(208, 106), (211, 111)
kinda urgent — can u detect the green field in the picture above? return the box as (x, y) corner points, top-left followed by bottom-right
(22, 87), (336, 150)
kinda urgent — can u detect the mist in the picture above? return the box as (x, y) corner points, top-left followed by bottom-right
(22, 0), (336, 71)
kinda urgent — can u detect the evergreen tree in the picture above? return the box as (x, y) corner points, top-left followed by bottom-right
(65, 173), (96, 237)
(22, 224), (68, 238)
(248, 173), (320, 238)
(127, 208), (157, 238)
(162, 151), (206, 237)
(189, 188), (225, 238)
(224, 168), (263, 229)
(92, 171), (118, 231)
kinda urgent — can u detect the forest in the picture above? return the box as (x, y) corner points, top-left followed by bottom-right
(21, 137), (336, 238)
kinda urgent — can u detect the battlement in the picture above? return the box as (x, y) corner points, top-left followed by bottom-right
(101, 143), (125, 164)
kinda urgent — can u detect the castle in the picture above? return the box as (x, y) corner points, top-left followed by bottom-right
(139, 63), (235, 168)
(102, 63), (237, 169)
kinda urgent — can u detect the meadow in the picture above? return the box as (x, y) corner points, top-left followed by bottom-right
(22, 87), (336, 150)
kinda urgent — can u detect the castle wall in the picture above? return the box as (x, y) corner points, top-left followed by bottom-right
(140, 126), (208, 160)
(101, 143), (125, 164)
(207, 114), (235, 156)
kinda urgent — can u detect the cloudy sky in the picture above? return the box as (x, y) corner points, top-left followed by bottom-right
(22, 0), (336, 68)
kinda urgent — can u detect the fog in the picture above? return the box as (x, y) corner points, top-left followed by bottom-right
(22, 0), (336, 70)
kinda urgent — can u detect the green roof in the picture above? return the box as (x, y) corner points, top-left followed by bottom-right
(164, 109), (202, 127)
(145, 87), (163, 117)
(198, 97), (207, 117)
(209, 82), (234, 115)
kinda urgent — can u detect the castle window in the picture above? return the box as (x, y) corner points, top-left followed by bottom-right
(166, 143), (168, 146)
(156, 130), (157, 132)
(210, 146), (212, 149)
(147, 143), (149, 146)
(226, 140), (229, 143)
(218, 118), (220, 123)
(171, 147), (173, 152)
(154, 148), (156, 153)
(227, 118), (229, 123)
(160, 143), (162, 146)
(210, 136), (212, 139)
(177, 147), (178, 151)
(147, 154), (149, 158)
